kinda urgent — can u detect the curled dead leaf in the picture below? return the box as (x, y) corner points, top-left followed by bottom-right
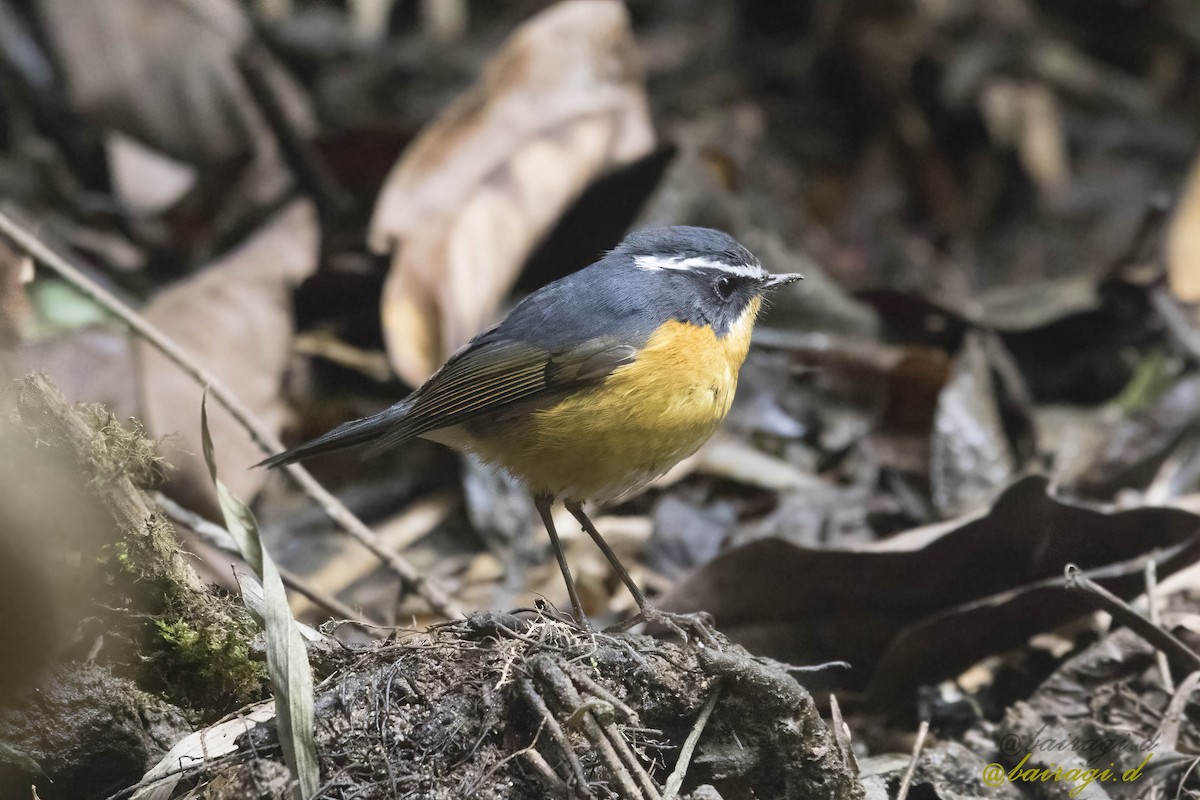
(369, 0), (655, 384)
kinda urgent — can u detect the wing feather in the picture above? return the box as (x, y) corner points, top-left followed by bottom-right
(361, 335), (638, 453)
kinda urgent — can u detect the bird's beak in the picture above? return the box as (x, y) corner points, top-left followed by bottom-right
(761, 272), (804, 290)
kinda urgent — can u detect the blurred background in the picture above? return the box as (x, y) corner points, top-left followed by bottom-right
(3, 0), (1200, 759)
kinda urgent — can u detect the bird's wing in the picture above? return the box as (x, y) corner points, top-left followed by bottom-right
(364, 334), (638, 453)
(258, 334), (637, 468)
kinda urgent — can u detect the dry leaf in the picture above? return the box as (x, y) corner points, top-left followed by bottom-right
(138, 200), (319, 506)
(36, 0), (314, 221)
(36, 0), (313, 165)
(369, 0), (655, 384)
(25, 200), (319, 512)
(105, 132), (197, 217)
(1167, 151), (1200, 301)
(662, 476), (1200, 710)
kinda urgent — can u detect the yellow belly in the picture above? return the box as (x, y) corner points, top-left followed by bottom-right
(433, 298), (761, 501)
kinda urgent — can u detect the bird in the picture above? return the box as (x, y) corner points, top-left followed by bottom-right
(260, 226), (801, 635)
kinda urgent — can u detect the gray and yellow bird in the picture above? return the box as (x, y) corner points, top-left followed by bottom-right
(261, 226), (801, 631)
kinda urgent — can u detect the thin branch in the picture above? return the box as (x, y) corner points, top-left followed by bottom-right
(237, 45), (356, 222)
(662, 683), (721, 800)
(1145, 559), (1175, 693)
(0, 206), (463, 620)
(153, 491), (381, 627)
(896, 720), (929, 800)
(1064, 564), (1200, 672)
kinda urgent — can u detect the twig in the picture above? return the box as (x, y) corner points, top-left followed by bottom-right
(1145, 559), (1176, 693)
(662, 683), (721, 800)
(517, 750), (568, 797)
(895, 720), (929, 800)
(1064, 564), (1200, 672)
(0, 206), (463, 620)
(518, 677), (592, 795)
(1175, 755), (1200, 800)
(1156, 670), (1200, 752)
(535, 657), (647, 800)
(153, 491), (380, 627)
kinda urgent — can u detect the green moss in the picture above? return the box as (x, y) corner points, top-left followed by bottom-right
(80, 412), (270, 718)
(155, 615), (268, 708)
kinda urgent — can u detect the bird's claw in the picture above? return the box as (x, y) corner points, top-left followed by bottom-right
(605, 606), (720, 647)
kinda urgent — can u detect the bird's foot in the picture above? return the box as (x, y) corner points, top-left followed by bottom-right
(604, 605), (720, 647)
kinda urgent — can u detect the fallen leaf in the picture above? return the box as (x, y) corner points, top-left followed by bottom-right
(35, 0), (313, 166)
(661, 476), (1200, 711)
(104, 132), (197, 218)
(369, 0), (655, 384)
(24, 200), (319, 510)
(930, 331), (1031, 517)
(138, 200), (319, 505)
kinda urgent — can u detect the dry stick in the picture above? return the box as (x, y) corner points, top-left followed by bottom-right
(1156, 670), (1200, 753)
(662, 683), (721, 800)
(536, 658), (646, 800)
(1064, 564), (1200, 672)
(1145, 559), (1176, 693)
(0, 208), (463, 620)
(518, 678), (592, 795)
(895, 720), (930, 800)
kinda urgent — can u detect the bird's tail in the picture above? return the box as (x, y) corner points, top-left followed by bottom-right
(256, 400), (412, 469)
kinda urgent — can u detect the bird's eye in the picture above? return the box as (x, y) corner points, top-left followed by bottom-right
(715, 276), (735, 301)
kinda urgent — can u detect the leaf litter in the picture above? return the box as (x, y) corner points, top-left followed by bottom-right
(2, 0), (1200, 798)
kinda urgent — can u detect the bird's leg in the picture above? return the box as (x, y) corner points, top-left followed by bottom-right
(534, 494), (589, 628)
(564, 500), (717, 645)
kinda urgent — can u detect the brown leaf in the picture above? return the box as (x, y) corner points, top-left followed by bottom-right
(369, 0), (655, 384)
(138, 200), (319, 505)
(662, 476), (1200, 711)
(36, 0), (313, 169)
(25, 201), (319, 510)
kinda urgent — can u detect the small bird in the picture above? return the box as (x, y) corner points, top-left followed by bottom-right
(260, 226), (800, 633)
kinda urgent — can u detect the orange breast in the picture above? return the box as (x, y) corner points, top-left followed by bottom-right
(440, 296), (762, 501)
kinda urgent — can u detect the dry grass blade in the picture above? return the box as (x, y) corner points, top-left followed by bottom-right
(662, 683), (721, 800)
(369, 0), (655, 384)
(201, 395), (318, 800)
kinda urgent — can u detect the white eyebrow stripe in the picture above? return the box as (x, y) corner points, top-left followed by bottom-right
(633, 255), (765, 279)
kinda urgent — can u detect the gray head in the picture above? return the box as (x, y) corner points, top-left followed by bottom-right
(609, 226), (802, 335)
(493, 226), (801, 349)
